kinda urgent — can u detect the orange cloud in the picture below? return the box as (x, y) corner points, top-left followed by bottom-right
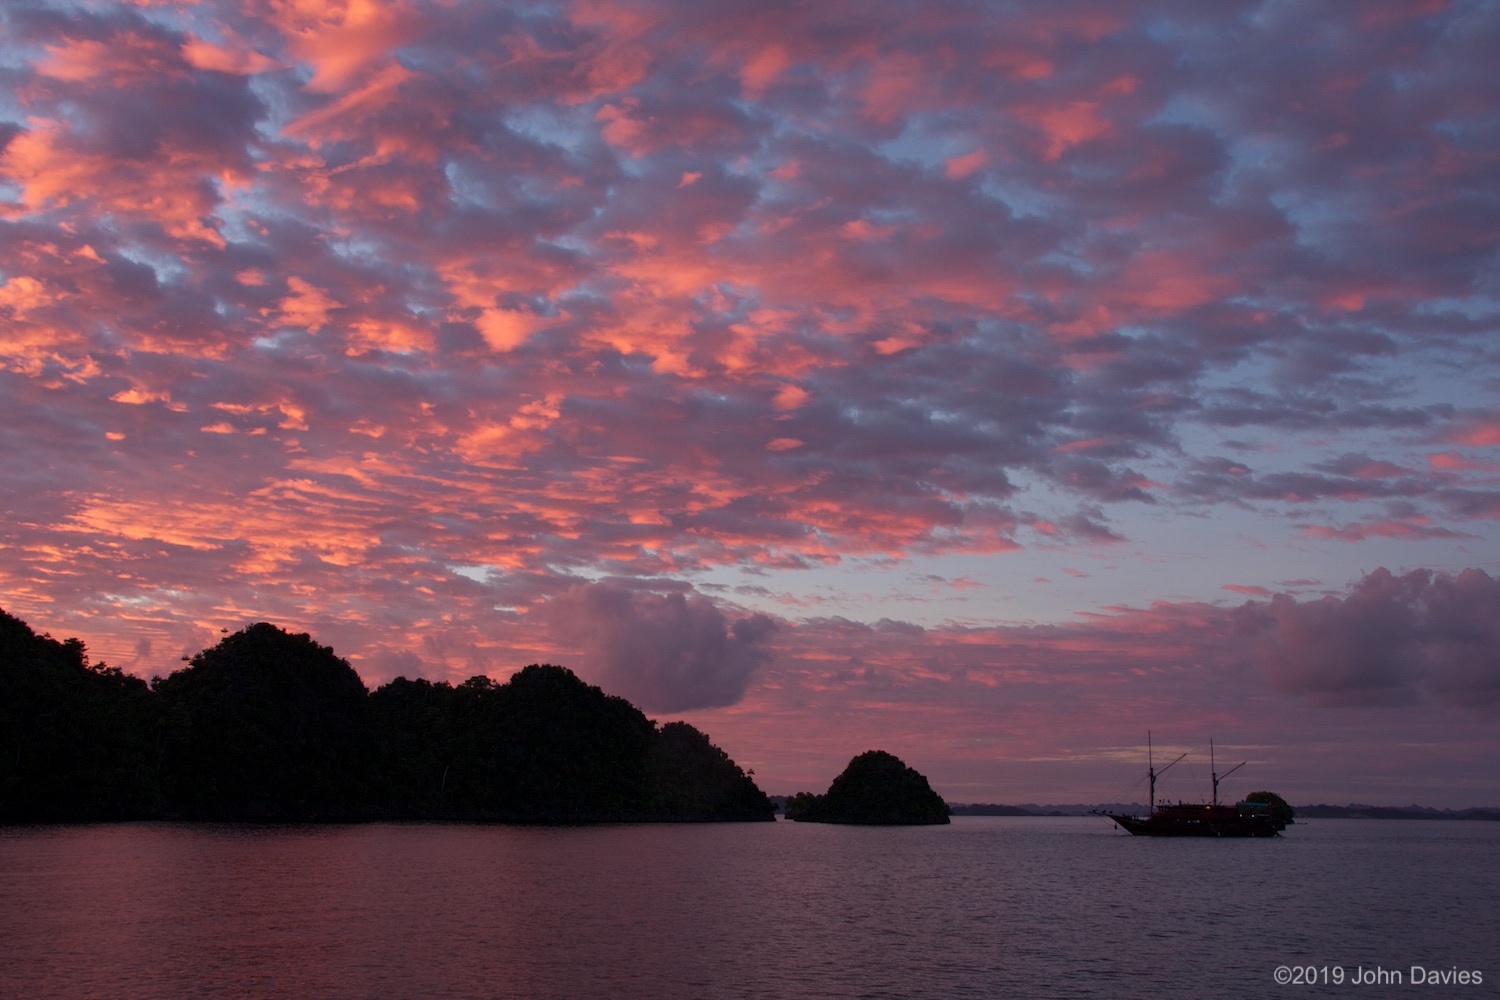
(944, 149), (988, 179)
(285, 62), (417, 145)
(739, 43), (791, 97)
(772, 385), (810, 411)
(0, 275), (54, 318)
(1118, 251), (1234, 312)
(181, 35), (280, 75)
(270, 0), (419, 93)
(276, 277), (340, 332)
(2, 120), (229, 246)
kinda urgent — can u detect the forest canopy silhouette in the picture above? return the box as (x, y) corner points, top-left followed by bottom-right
(0, 609), (773, 823)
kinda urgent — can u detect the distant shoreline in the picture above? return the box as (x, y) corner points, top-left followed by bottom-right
(934, 802), (1500, 821)
(767, 795), (1500, 819)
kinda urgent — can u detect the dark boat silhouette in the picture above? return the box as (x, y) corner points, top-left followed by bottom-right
(1105, 735), (1284, 838)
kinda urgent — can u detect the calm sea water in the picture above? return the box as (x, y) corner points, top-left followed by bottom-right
(1, 817), (1496, 998)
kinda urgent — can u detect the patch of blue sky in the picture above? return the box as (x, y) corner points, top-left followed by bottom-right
(691, 522), (1193, 628)
(1430, 113), (1500, 150)
(1148, 92), (1227, 133)
(862, 205), (924, 228)
(252, 330), (302, 351)
(249, 75), (301, 143)
(1220, 133), (1304, 192)
(501, 103), (600, 157)
(215, 186), (273, 246)
(1044, 508), (1412, 612)
(0, 31), (44, 76)
(1268, 189), (1368, 252)
(977, 175), (1056, 219)
(1414, 294), (1500, 323)
(1191, 346), (1376, 407)
(402, 297), (443, 320)
(105, 587), (188, 608)
(1036, 246), (1098, 275)
(0, 82), (26, 123)
(130, 1), (193, 36)
(1367, 356), (1495, 413)
(328, 234), (386, 265)
(110, 243), (187, 287)
(448, 564), (493, 584)
(875, 113), (978, 172)
(442, 160), (495, 210)
(1139, 10), (1219, 50)
(707, 446), (1489, 625)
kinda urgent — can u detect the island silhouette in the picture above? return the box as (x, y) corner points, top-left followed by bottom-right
(0, 610), (772, 823)
(8, 608), (1493, 825)
(785, 750), (951, 825)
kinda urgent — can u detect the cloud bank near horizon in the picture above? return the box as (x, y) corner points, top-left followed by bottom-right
(2, 0), (1498, 801)
(2, 562), (1497, 804)
(544, 581), (777, 711)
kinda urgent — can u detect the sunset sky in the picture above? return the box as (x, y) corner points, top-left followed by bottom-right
(3, 0), (1498, 807)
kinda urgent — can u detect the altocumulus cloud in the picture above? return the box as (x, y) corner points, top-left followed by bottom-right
(545, 583), (778, 712)
(1, 0), (1497, 805)
(1233, 568), (1500, 710)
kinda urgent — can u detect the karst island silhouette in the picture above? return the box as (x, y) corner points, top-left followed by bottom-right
(0, 611), (774, 824)
(785, 750), (951, 825)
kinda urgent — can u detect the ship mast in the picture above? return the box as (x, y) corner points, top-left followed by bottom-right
(1147, 730), (1186, 812)
(1210, 738), (1246, 807)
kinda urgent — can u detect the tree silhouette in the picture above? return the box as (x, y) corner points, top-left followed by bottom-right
(0, 608), (158, 820)
(1244, 789), (1296, 824)
(368, 675), (456, 817)
(2, 611), (777, 824)
(647, 721), (775, 821)
(370, 667), (774, 822)
(153, 623), (372, 820)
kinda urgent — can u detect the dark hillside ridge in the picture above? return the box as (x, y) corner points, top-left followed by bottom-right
(0, 610), (773, 824)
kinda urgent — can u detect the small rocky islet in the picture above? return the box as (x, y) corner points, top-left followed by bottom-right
(785, 749), (951, 825)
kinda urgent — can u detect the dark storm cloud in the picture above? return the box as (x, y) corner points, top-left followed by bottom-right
(1233, 568), (1500, 709)
(1176, 456), (1436, 506)
(747, 566), (1500, 738)
(545, 582), (778, 712)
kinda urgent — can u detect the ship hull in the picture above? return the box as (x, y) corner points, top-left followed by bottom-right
(1109, 736), (1289, 837)
(1107, 809), (1281, 837)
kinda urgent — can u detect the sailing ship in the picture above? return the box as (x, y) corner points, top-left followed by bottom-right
(1105, 735), (1285, 837)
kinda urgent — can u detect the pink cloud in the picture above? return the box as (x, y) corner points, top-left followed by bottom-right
(943, 149), (988, 179)
(1429, 452), (1499, 472)
(1447, 419), (1500, 447)
(1299, 518), (1481, 543)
